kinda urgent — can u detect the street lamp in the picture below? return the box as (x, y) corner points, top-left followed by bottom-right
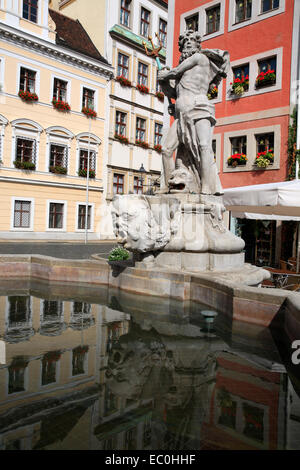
(138, 163), (146, 186)
(138, 163), (160, 194)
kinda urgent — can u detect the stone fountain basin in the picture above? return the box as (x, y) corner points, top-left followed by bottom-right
(0, 253), (299, 329)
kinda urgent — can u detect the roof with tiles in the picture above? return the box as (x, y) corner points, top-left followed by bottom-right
(49, 9), (109, 64)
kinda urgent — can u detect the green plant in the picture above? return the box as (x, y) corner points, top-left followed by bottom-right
(14, 160), (36, 170)
(136, 83), (149, 94)
(116, 75), (132, 87)
(207, 86), (218, 100)
(115, 133), (129, 144)
(82, 107), (97, 118)
(255, 150), (274, 168)
(108, 246), (130, 261)
(49, 165), (67, 174)
(78, 168), (95, 178)
(227, 153), (247, 167)
(18, 90), (38, 102)
(287, 108), (299, 179)
(52, 98), (71, 111)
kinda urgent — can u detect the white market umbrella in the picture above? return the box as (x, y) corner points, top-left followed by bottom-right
(223, 179), (300, 219)
(223, 179), (300, 271)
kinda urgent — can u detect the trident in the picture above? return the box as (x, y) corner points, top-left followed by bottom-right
(143, 33), (163, 70)
(142, 33), (173, 111)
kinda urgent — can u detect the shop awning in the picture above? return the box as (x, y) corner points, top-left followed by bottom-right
(223, 180), (300, 220)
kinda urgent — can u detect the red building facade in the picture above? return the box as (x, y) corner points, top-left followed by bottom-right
(167, 0), (299, 189)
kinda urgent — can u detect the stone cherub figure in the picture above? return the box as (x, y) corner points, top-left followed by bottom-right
(158, 30), (229, 195)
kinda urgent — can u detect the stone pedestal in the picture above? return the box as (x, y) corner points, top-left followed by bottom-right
(111, 193), (246, 273)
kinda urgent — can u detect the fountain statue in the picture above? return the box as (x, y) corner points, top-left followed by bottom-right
(111, 31), (266, 278)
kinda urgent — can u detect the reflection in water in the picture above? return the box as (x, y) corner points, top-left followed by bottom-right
(0, 281), (299, 450)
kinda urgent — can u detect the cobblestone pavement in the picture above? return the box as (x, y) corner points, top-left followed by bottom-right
(0, 241), (117, 259)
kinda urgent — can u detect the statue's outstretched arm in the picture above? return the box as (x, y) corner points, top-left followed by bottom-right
(162, 54), (199, 80)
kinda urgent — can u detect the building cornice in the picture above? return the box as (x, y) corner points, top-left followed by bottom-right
(110, 94), (163, 116)
(0, 24), (114, 80)
(109, 24), (166, 61)
(0, 175), (104, 192)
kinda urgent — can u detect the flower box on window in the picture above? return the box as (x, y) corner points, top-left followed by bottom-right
(136, 83), (149, 94)
(227, 153), (247, 167)
(155, 91), (164, 101)
(9, 358), (29, 371)
(255, 150), (274, 168)
(255, 70), (276, 88)
(135, 140), (149, 149)
(114, 133), (129, 145)
(43, 351), (61, 363)
(14, 160), (36, 170)
(78, 168), (95, 178)
(49, 165), (67, 175)
(73, 345), (89, 354)
(230, 77), (249, 96)
(52, 98), (71, 111)
(207, 86), (218, 100)
(116, 75), (132, 87)
(82, 107), (97, 118)
(18, 90), (38, 102)
(154, 144), (162, 153)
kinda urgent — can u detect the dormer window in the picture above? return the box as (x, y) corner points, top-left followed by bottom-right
(22, 0), (38, 23)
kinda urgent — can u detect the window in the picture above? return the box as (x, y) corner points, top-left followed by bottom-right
(49, 144), (67, 170)
(106, 322), (122, 352)
(41, 355), (58, 386)
(261, 0), (279, 13)
(16, 137), (35, 164)
(73, 302), (91, 315)
(140, 7), (150, 37)
(82, 88), (95, 110)
(20, 67), (36, 93)
(8, 362), (27, 394)
(206, 5), (220, 34)
(77, 204), (91, 230)
(43, 300), (63, 319)
(233, 64), (249, 90)
(154, 123), (163, 146)
(120, 0), (131, 27)
(79, 149), (96, 171)
(235, 0), (252, 23)
(117, 53), (129, 78)
(14, 200), (31, 228)
(53, 78), (67, 101)
(185, 14), (199, 31)
(258, 56), (277, 75)
(138, 62), (148, 86)
(156, 70), (162, 93)
(8, 296), (31, 328)
(136, 117), (146, 141)
(233, 64), (249, 80)
(49, 203), (64, 229)
(72, 346), (88, 376)
(256, 133), (274, 153)
(113, 173), (124, 194)
(115, 111), (127, 136)
(104, 385), (118, 416)
(230, 136), (247, 155)
(22, 0), (38, 23)
(159, 19), (167, 46)
(134, 176), (143, 194)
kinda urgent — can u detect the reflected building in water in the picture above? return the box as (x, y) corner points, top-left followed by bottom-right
(0, 287), (300, 450)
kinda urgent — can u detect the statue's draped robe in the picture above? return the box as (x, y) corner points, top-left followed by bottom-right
(176, 49), (230, 194)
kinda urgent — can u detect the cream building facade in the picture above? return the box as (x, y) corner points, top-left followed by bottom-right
(51, 0), (168, 232)
(0, 0), (113, 240)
